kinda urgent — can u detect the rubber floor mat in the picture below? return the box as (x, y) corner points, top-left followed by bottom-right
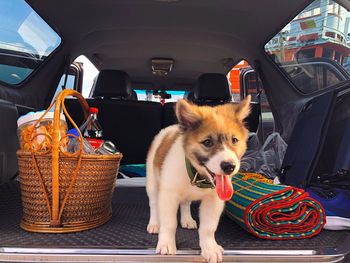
(0, 181), (349, 250)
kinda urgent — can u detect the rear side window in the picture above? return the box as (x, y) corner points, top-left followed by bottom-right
(135, 90), (185, 102)
(0, 0), (61, 85)
(264, 0), (350, 94)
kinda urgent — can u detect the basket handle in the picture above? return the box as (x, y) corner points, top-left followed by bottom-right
(30, 89), (90, 227)
(51, 89), (90, 226)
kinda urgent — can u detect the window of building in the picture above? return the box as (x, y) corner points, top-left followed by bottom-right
(298, 6), (321, 18)
(334, 51), (341, 63)
(325, 31), (336, 38)
(322, 48), (333, 58)
(296, 49), (316, 60)
(313, 7), (321, 16)
(328, 2), (338, 14)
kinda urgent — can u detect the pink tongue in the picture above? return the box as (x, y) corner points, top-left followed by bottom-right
(216, 175), (234, 201)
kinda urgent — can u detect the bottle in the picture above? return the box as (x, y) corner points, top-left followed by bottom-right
(79, 107), (104, 149)
(95, 140), (119, 155)
(67, 128), (96, 154)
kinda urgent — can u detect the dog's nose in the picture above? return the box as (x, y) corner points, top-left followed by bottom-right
(220, 161), (235, 175)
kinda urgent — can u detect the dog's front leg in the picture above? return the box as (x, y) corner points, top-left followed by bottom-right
(180, 201), (197, 229)
(199, 195), (225, 263)
(156, 189), (179, 255)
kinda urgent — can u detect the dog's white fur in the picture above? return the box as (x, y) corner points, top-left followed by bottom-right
(147, 125), (225, 262)
(146, 98), (250, 263)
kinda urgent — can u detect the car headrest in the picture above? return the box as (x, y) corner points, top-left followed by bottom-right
(90, 70), (135, 100)
(194, 73), (231, 102)
(184, 91), (195, 101)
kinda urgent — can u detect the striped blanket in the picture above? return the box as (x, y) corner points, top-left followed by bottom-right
(225, 173), (326, 240)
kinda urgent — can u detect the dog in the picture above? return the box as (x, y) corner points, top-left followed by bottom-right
(146, 95), (251, 263)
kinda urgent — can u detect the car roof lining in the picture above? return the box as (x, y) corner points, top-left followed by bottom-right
(26, 0), (313, 90)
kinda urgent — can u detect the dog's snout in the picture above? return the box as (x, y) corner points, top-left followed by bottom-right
(220, 161), (235, 175)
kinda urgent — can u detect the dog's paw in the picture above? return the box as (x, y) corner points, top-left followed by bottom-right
(201, 242), (224, 263)
(181, 218), (197, 229)
(156, 239), (177, 255)
(147, 223), (159, 234)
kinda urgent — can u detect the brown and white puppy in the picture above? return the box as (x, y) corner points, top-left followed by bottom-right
(146, 96), (251, 263)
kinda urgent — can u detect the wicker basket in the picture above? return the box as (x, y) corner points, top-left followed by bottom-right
(16, 90), (122, 233)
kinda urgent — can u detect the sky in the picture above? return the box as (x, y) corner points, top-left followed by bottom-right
(75, 55), (99, 97)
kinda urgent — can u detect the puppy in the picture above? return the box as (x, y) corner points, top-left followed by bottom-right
(146, 96), (251, 263)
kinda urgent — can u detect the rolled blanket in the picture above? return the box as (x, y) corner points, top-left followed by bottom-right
(225, 173), (326, 240)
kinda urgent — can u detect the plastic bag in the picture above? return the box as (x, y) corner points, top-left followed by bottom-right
(240, 132), (287, 179)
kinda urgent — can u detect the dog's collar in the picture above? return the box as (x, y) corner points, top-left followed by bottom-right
(185, 158), (214, 189)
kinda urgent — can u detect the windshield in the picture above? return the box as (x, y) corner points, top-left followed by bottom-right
(0, 0), (61, 85)
(264, 0), (350, 94)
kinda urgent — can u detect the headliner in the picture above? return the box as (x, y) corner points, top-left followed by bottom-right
(27, 0), (312, 90)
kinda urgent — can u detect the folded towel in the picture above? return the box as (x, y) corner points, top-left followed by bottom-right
(225, 173), (326, 240)
(119, 164), (146, 177)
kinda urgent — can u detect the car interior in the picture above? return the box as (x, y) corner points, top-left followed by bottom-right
(0, 0), (350, 262)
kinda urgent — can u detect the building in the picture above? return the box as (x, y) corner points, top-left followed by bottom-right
(265, 0), (350, 66)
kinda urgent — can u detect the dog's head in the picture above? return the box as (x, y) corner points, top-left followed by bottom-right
(175, 96), (251, 200)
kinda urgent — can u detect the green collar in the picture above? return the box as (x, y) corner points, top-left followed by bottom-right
(185, 158), (214, 189)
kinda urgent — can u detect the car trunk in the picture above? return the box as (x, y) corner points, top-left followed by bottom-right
(1, 0), (350, 262)
(1, 180), (349, 262)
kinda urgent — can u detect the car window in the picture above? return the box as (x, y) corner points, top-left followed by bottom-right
(53, 74), (76, 99)
(135, 89), (185, 103)
(74, 55), (99, 97)
(264, 0), (350, 94)
(0, 0), (61, 85)
(228, 60), (275, 138)
(227, 60), (249, 102)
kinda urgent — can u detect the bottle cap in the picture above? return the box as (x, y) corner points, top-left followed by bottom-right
(89, 107), (99, 114)
(67, 128), (79, 138)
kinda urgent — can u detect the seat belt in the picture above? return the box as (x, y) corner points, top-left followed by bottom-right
(253, 60), (264, 142)
(61, 55), (71, 90)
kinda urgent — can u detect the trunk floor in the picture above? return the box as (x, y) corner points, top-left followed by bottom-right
(0, 181), (349, 251)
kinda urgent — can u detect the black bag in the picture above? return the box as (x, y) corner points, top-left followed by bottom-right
(280, 84), (350, 189)
(0, 99), (19, 185)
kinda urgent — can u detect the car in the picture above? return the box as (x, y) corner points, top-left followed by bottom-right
(0, 0), (350, 262)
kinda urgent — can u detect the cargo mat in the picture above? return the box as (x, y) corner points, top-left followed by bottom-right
(0, 181), (349, 253)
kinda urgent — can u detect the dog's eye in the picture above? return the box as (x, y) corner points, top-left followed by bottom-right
(201, 139), (213, 148)
(232, 137), (239, 144)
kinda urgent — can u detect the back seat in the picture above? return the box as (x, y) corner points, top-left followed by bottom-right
(66, 71), (260, 165)
(65, 70), (162, 165)
(162, 73), (260, 132)
(162, 102), (177, 128)
(89, 70), (138, 100)
(162, 73), (231, 128)
(190, 73), (232, 106)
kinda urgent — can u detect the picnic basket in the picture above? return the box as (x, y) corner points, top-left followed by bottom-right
(16, 89), (122, 233)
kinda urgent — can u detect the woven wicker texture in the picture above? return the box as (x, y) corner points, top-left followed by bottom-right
(16, 90), (122, 233)
(17, 152), (122, 232)
(0, 182), (349, 251)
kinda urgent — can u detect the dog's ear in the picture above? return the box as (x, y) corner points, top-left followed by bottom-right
(235, 95), (251, 121)
(176, 99), (201, 130)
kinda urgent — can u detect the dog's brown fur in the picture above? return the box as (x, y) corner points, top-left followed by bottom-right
(153, 130), (180, 172)
(146, 96), (251, 263)
(176, 99), (251, 172)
